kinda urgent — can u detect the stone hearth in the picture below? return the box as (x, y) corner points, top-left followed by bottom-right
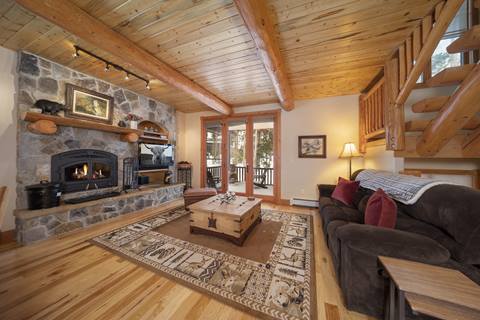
(15, 184), (184, 244)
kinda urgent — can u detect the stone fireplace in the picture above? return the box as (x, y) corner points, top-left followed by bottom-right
(16, 52), (176, 209)
(51, 149), (118, 193)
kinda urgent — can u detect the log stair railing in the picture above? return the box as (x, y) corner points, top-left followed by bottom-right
(359, 77), (385, 153)
(381, 0), (465, 151)
(360, 0), (480, 158)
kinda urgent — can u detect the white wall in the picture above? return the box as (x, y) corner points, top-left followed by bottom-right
(0, 47), (17, 231)
(364, 145), (403, 172)
(179, 95), (362, 200)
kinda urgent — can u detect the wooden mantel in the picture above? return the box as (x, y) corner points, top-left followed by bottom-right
(22, 112), (142, 143)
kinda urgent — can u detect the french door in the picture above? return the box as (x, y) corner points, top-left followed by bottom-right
(201, 111), (280, 202)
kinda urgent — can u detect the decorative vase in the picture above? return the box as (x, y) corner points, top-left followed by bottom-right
(129, 120), (138, 129)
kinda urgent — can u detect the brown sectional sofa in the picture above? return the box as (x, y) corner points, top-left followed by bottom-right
(318, 173), (480, 318)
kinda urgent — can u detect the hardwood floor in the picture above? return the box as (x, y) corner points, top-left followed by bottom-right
(0, 199), (373, 320)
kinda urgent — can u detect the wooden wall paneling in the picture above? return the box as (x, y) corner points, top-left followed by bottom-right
(375, 91), (381, 131)
(384, 57), (405, 150)
(395, 0), (464, 106)
(399, 44), (407, 88)
(434, 1), (446, 22)
(406, 36), (413, 74)
(413, 26), (422, 60)
(417, 64), (480, 156)
(422, 14), (433, 44)
(15, 0), (233, 115)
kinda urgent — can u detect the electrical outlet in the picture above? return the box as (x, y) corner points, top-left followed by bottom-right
(300, 188), (305, 194)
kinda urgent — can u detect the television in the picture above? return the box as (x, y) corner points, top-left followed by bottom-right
(138, 143), (174, 170)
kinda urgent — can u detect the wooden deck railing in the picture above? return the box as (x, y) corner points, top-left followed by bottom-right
(206, 166), (274, 186)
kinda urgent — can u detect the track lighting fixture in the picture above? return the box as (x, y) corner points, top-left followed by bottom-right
(72, 45), (151, 88)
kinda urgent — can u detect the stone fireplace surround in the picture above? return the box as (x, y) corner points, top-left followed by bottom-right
(15, 52), (180, 243)
(16, 52), (176, 208)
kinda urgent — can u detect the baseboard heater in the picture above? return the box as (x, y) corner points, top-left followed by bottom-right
(290, 198), (319, 208)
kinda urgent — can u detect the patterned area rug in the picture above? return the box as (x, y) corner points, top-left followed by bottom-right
(91, 207), (316, 320)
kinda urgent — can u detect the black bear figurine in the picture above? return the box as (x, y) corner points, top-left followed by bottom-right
(34, 99), (65, 115)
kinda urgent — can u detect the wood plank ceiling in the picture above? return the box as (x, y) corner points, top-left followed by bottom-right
(0, 0), (441, 113)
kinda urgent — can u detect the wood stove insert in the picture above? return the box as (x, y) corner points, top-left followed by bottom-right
(51, 149), (118, 193)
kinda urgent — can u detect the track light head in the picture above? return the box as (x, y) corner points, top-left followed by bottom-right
(146, 81), (151, 90)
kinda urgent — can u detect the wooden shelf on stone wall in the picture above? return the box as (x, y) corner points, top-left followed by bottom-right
(21, 112), (143, 143)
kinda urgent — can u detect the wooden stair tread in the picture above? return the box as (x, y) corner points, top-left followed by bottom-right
(412, 96), (449, 113)
(447, 25), (480, 53)
(426, 64), (475, 87)
(406, 115), (480, 132)
(395, 132), (473, 158)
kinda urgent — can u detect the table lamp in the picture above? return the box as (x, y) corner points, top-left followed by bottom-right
(339, 142), (362, 179)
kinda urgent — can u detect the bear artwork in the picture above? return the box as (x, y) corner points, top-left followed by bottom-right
(33, 99), (65, 115)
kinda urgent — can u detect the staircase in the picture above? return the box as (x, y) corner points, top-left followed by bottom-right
(397, 60), (480, 157)
(361, 0), (480, 159)
(399, 59), (480, 157)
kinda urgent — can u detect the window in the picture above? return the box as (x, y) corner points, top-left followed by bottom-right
(431, 1), (468, 76)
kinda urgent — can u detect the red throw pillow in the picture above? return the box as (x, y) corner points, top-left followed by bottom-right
(331, 177), (360, 206)
(365, 189), (397, 228)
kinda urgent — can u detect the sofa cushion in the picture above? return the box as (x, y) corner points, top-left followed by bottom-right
(332, 177), (360, 206)
(327, 220), (349, 277)
(365, 189), (397, 229)
(320, 205), (362, 235)
(401, 184), (480, 264)
(395, 213), (464, 263)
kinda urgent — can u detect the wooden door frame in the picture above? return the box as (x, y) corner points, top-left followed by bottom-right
(200, 110), (281, 203)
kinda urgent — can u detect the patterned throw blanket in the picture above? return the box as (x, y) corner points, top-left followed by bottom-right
(355, 169), (447, 204)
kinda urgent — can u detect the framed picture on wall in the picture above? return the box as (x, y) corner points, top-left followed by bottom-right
(298, 135), (327, 158)
(65, 84), (114, 124)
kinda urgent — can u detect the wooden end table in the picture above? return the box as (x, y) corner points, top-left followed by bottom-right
(378, 256), (480, 320)
(189, 195), (262, 246)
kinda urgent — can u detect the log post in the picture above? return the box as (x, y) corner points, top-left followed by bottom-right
(417, 64), (480, 156)
(233, 0), (294, 111)
(27, 120), (57, 135)
(120, 133), (140, 143)
(359, 94), (367, 153)
(384, 57), (405, 151)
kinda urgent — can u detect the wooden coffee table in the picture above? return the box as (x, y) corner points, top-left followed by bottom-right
(189, 195), (262, 246)
(379, 256), (480, 320)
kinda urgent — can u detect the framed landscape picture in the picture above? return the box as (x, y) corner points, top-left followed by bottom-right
(65, 84), (114, 124)
(298, 135), (327, 158)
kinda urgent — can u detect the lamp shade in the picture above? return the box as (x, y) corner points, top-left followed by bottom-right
(339, 142), (362, 158)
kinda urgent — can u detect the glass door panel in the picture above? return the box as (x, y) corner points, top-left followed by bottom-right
(228, 119), (247, 194)
(205, 121), (223, 191)
(252, 117), (275, 197)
